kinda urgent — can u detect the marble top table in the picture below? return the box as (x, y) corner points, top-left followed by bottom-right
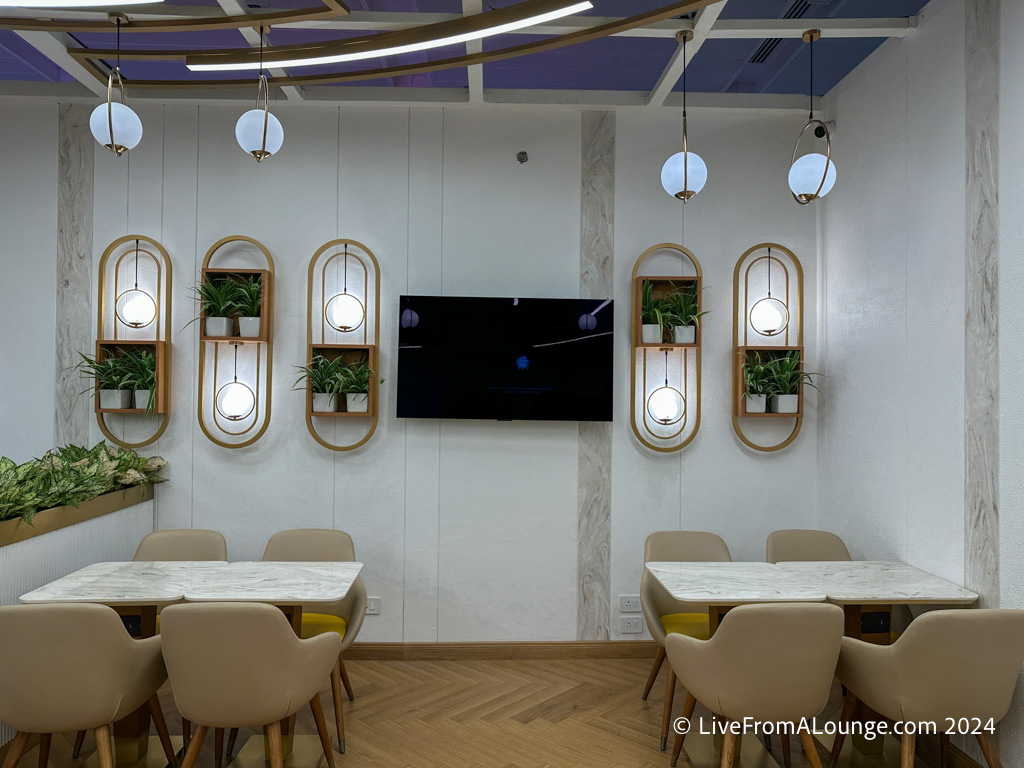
(775, 561), (978, 605)
(644, 561), (828, 605)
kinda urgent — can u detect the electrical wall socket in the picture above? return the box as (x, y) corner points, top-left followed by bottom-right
(365, 597), (381, 615)
(620, 616), (643, 634)
(619, 595), (641, 612)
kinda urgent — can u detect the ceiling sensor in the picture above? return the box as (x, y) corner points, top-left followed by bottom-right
(517, 151), (529, 164)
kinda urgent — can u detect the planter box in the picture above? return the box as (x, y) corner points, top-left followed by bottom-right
(0, 485), (154, 549)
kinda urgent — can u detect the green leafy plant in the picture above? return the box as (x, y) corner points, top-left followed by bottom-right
(765, 350), (823, 395)
(235, 275), (263, 318)
(122, 348), (158, 414)
(75, 353), (134, 392)
(338, 361), (384, 395)
(641, 280), (668, 336)
(293, 354), (345, 395)
(742, 353), (775, 398)
(186, 278), (241, 326)
(663, 282), (709, 328)
(0, 442), (167, 525)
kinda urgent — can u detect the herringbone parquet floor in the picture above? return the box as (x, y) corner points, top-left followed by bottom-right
(35, 658), (840, 768)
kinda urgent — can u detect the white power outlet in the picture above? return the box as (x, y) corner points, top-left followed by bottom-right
(365, 597), (381, 615)
(620, 616), (643, 634)
(619, 595), (641, 612)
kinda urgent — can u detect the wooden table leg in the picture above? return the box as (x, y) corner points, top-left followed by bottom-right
(111, 605), (158, 762)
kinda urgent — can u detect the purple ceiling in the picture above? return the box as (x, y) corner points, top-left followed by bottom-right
(0, 0), (930, 92)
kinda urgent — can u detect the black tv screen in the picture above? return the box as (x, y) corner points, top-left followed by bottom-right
(397, 296), (613, 422)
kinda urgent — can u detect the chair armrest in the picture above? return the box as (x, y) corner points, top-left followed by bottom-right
(836, 636), (901, 722)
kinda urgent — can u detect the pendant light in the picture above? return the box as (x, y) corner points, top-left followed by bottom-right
(89, 16), (143, 156)
(660, 30), (707, 201)
(750, 247), (790, 337)
(215, 344), (256, 420)
(325, 243), (366, 332)
(646, 350), (685, 425)
(788, 30), (837, 204)
(114, 239), (157, 328)
(235, 26), (284, 162)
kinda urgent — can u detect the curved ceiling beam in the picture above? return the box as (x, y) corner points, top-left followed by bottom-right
(0, 0), (347, 33)
(71, 0), (717, 88)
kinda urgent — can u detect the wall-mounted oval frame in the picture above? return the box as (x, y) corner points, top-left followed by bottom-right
(630, 243), (703, 453)
(196, 235), (275, 449)
(304, 238), (381, 452)
(95, 234), (172, 449)
(731, 242), (804, 453)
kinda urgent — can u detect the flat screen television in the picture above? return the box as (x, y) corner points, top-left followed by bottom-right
(397, 296), (613, 422)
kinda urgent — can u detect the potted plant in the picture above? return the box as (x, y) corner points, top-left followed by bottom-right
(188, 278), (239, 338)
(236, 275), (263, 338)
(338, 361), (383, 413)
(293, 354), (344, 413)
(76, 353), (134, 410)
(640, 280), (666, 344)
(123, 348), (158, 414)
(765, 351), (822, 414)
(663, 282), (708, 344)
(741, 353), (773, 414)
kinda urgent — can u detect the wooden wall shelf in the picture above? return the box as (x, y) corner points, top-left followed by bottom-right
(306, 344), (378, 418)
(199, 267), (271, 343)
(94, 340), (169, 415)
(733, 346), (805, 419)
(634, 275), (702, 349)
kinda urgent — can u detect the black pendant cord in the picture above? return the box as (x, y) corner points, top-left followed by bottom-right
(259, 25), (264, 80)
(116, 16), (121, 72)
(343, 242), (348, 294)
(233, 343), (239, 383)
(134, 238), (140, 289)
(767, 247), (773, 299)
(808, 34), (814, 120)
(664, 348), (669, 388)
(682, 34), (687, 121)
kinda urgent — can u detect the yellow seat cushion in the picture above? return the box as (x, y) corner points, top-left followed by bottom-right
(300, 613), (348, 641)
(660, 612), (711, 641)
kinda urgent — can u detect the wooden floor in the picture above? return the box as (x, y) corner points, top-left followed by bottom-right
(27, 658), (842, 768)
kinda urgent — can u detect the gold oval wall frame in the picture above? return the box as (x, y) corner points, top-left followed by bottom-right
(630, 243), (703, 453)
(731, 242), (804, 453)
(304, 238), (381, 452)
(95, 234), (172, 450)
(196, 235), (275, 450)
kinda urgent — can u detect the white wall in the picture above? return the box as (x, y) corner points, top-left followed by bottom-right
(819, 0), (966, 583)
(0, 102), (57, 463)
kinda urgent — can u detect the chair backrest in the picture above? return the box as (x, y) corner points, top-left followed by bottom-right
(263, 529), (356, 562)
(160, 602), (337, 728)
(668, 603), (844, 722)
(133, 529), (227, 561)
(0, 604), (149, 733)
(766, 529), (851, 563)
(893, 609), (1024, 723)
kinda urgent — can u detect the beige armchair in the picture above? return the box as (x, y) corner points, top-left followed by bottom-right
(639, 531), (731, 750)
(160, 602), (341, 768)
(766, 529), (851, 563)
(133, 529), (228, 561)
(832, 609), (1024, 768)
(0, 604), (176, 768)
(666, 602), (844, 768)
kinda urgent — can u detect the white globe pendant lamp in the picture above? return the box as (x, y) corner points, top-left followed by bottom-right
(236, 26), (284, 162)
(89, 17), (142, 157)
(789, 30), (837, 205)
(114, 239), (157, 329)
(660, 31), (706, 202)
(750, 247), (791, 338)
(325, 243), (367, 333)
(645, 350), (686, 426)
(215, 344), (256, 421)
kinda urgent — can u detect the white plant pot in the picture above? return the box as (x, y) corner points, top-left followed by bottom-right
(346, 393), (369, 413)
(642, 324), (662, 344)
(205, 317), (233, 337)
(134, 390), (151, 411)
(673, 325), (696, 344)
(238, 317), (261, 338)
(312, 393), (338, 413)
(744, 394), (767, 414)
(100, 389), (133, 410)
(771, 394), (800, 414)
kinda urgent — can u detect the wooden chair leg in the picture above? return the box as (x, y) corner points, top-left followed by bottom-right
(147, 694), (178, 768)
(670, 693), (696, 767)
(37, 733), (51, 768)
(720, 728), (737, 768)
(214, 728), (224, 768)
(226, 728), (239, 758)
(900, 732), (916, 768)
(940, 733), (950, 768)
(800, 732), (825, 768)
(643, 646), (666, 701)
(660, 664), (677, 750)
(182, 718), (192, 750)
(330, 660), (347, 754)
(1, 732), (30, 768)
(265, 722), (283, 768)
(72, 731), (87, 760)
(338, 657), (355, 702)
(94, 725), (114, 768)
(179, 725), (208, 768)
(781, 733), (791, 768)
(977, 732), (1003, 768)
(310, 694), (336, 768)
(829, 692), (857, 768)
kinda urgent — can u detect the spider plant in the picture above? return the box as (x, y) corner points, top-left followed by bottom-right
(641, 280), (668, 341)
(765, 351), (823, 395)
(663, 282), (709, 329)
(338, 361), (384, 394)
(75, 353), (134, 393)
(185, 278), (241, 327)
(236, 275), (263, 318)
(122, 348), (158, 414)
(293, 354), (345, 395)
(742, 353), (774, 399)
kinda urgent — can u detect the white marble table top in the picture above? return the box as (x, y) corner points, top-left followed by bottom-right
(20, 561), (362, 606)
(645, 562), (828, 605)
(775, 561), (979, 605)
